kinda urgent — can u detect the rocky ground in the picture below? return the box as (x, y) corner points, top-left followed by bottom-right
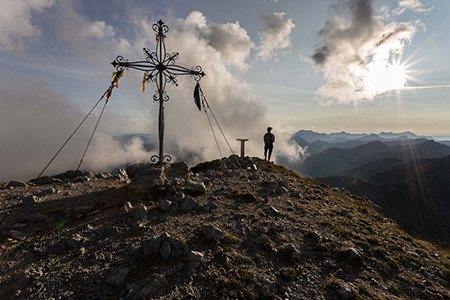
(0, 155), (450, 299)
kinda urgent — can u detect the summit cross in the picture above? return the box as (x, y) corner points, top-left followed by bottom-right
(111, 19), (206, 166)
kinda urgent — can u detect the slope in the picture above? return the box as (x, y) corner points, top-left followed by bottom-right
(1, 157), (450, 299)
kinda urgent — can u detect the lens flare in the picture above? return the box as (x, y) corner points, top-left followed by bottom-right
(366, 59), (408, 95)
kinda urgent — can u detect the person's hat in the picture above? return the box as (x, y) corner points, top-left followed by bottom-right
(267, 127), (272, 131)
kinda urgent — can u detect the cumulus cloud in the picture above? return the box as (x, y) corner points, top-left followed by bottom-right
(125, 11), (302, 166)
(392, 0), (434, 16)
(311, 0), (417, 105)
(257, 12), (295, 61)
(0, 0), (56, 51)
(175, 11), (255, 70)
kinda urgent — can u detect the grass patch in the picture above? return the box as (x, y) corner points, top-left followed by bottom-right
(327, 277), (342, 289)
(278, 268), (296, 281)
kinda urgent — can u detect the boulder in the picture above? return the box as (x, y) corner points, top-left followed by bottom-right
(133, 204), (148, 221)
(184, 181), (206, 194)
(27, 213), (45, 223)
(187, 251), (204, 262)
(202, 225), (224, 241)
(179, 196), (201, 211)
(158, 200), (172, 212)
(21, 195), (38, 206)
(10, 230), (26, 240)
(160, 241), (171, 260)
(107, 267), (130, 287)
(165, 162), (189, 178)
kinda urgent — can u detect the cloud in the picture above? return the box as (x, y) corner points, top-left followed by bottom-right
(132, 12), (302, 166)
(311, 0), (417, 105)
(51, 0), (136, 64)
(0, 0), (56, 51)
(392, 0), (434, 16)
(257, 12), (295, 61)
(175, 11), (255, 70)
(0, 10), (304, 180)
(0, 75), (153, 181)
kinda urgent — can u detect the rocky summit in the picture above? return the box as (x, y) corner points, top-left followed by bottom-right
(1, 156), (450, 299)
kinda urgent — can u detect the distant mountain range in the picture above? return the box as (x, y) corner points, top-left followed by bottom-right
(292, 130), (450, 243)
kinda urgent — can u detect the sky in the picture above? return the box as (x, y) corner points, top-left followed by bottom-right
(1, 0), (450, 180)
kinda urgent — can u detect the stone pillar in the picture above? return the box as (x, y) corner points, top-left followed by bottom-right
(236, 139), (249, 158)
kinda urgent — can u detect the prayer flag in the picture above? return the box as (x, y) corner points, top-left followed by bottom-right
(142, 74), (146, 93)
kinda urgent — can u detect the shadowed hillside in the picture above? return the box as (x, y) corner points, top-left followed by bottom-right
(1, 157), (450, 299)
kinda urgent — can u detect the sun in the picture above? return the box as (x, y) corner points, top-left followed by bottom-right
(366, 59), (409, 96)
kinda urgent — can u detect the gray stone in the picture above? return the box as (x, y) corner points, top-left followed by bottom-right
(119, 202), (133, 215)
(337, 284), (353, 300)
(347, 248), (362, 259)
(27, 213), (45, 223)
(342, 210), (351, 217)
(179, 196), (201, 211)
(133, 204), (148, 221)
(311, 231), (322, 243)
(271, 225), (285, 232)
(165, 185), (177, 195)
(170, 192), (185, 203)
(324, 260), (337, 267)
(170, 204), (179, 212)
(188, 261), (200, 270)
(276, 186), (288, 195)
(158, 200), (171, 212)
(6, 180), (28, 188)
(283, 244), (298, 253)
(267, 181), (279, 190)
(205, 170), (216, 177)
(203, 206), (211, 212)
(202, 224), (224, 241)
(184, 181), (206, 194)
(207, 201), (218, 209)
(21, 195), (38, 206)
(278, 179), (290, 188)
(166, 263), (184, 276)
(107, 267), (130, 287)
(256, 236), (269, 246)
(160, 241), (171, 260)
(165, 161), (189, 178)
(10, 230), (25, 240)
(187, 251), (204, 262)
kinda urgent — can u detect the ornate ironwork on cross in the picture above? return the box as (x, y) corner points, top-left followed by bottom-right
(111, 19), (206, 166)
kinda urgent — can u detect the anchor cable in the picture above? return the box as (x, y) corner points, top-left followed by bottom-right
(37, 89), (108, 179)
(76, 98), (109, 171)
(197, 85), (234, 155)
(203, 101), (223, 158)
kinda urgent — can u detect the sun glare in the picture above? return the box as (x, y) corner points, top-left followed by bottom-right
(366, 59), (409, 96)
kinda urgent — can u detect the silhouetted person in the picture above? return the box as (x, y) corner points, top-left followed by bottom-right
(263, 127), (275, 161)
